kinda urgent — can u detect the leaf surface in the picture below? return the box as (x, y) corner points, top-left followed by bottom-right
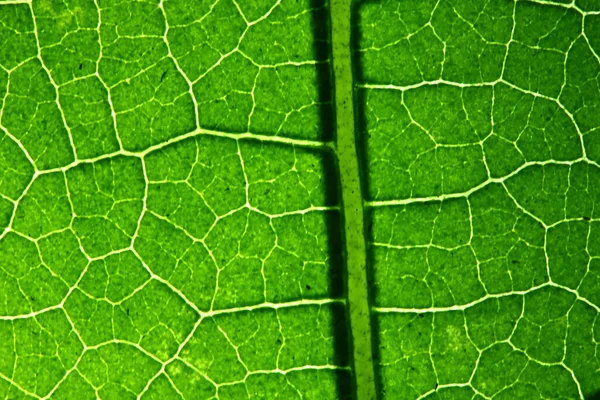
(357, 0), (600, 398)
(1, 0), (599, 399)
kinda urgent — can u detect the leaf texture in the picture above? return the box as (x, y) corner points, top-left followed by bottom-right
(0, 0), (599, 399)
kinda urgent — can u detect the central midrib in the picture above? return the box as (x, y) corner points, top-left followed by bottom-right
(329, 1), (377, 399)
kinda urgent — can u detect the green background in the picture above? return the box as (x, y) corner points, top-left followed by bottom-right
(0, 0), (599, 398)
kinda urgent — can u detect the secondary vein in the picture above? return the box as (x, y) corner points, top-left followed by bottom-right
(330, 1), (377, 399)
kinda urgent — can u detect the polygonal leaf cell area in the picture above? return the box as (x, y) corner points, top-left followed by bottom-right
(2, 0), (600, 398)
(358, 0), (600, 398)
(0, 0), (348, 399)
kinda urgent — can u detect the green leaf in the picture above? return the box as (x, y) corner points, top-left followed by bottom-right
(0, 0), (599, 399)
(359, 0), (600, 398)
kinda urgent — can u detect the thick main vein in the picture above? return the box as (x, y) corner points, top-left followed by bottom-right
(330, 1), (377, 399)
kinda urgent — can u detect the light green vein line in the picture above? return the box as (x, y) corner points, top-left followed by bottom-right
(330, 1), (377, 399)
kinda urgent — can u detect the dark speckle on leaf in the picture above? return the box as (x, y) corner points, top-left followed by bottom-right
(584, 216), (591, 221)
(306, 284), (311, 290)
(78, 63), (83, 70)
(160, 71), (168, 82)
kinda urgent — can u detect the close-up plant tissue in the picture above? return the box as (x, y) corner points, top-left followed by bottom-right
(0, 0), (598, 399)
